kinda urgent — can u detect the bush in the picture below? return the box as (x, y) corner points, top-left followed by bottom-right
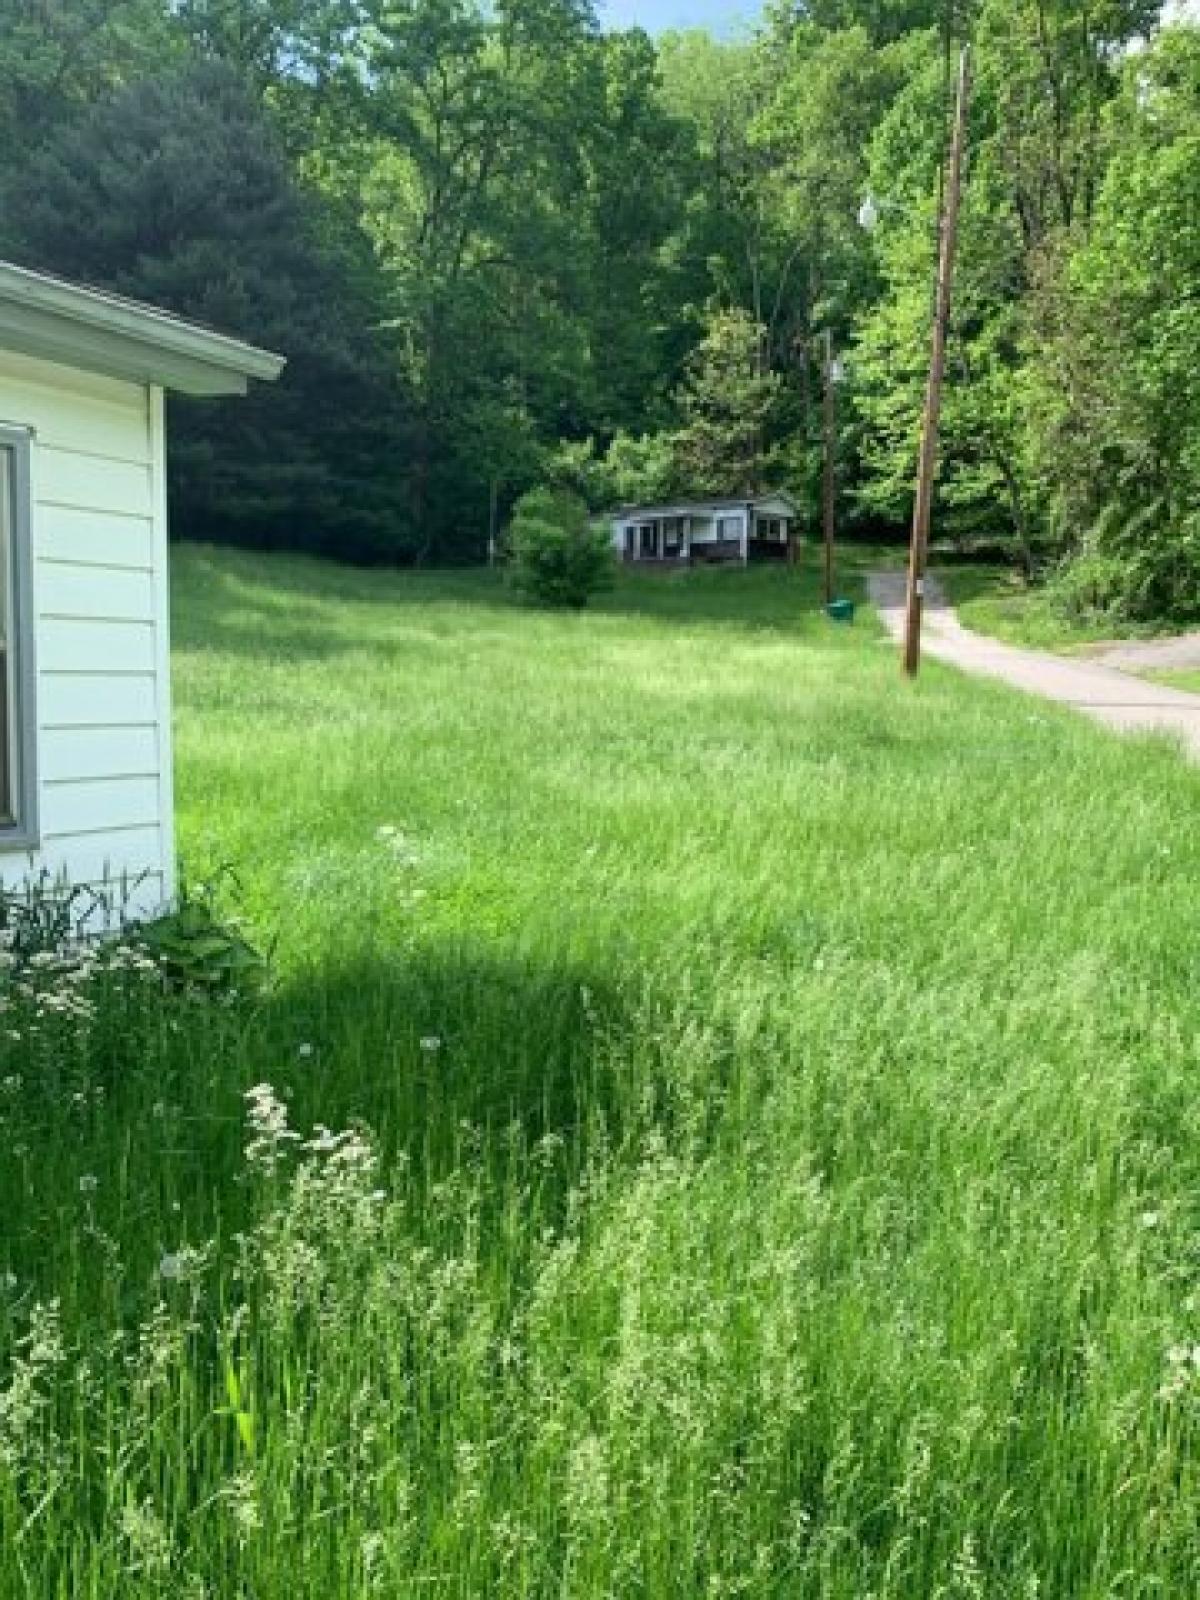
(507, 487), (615, 609)
(1050, 503), (1200, 624)
(131, 896), (268, 995)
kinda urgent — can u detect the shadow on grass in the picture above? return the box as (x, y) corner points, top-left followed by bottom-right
(263, 943), (636, 1172)
(3, 941), (650, 1308)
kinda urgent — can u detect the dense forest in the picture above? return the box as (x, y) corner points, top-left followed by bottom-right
(2, 0), (1197, 617)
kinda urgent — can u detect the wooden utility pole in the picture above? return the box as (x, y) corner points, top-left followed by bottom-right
(903, 46), (971, 678)
(487, 475), (499, 567)
(822, 327), (836, 606)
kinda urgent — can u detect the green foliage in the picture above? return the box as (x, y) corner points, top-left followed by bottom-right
(789, 1), (971, 44)
(0, 875), (105, 964)
(1025, 26), (1200, 620)
(0, 0), (176, 156)
(544, 433), (681, 510)
(507, 487), (615, 607)
(132, 888), (269, 995)
(0, 0), (1196, 607)
(603, 431), (681, 506)
(0, 60), (415, 563)
(851, 0), (1166, 579)
(171, 0), (366, 85)
(672, 306), (783, 495)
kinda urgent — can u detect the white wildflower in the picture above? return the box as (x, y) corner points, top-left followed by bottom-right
(78, 1174), (98, 1195)
(156, 1243), (207, 1284)
(120, 1499), (172, 1575)
(225, 1470), (262, 1536)
(419, 1035), (443, 1054)
(243, 1083), (299, 1173)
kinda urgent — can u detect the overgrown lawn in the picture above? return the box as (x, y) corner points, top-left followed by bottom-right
(2, 545), (1199, 1597)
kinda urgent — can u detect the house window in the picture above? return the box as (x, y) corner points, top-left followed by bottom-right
(0, 428), (36, 844)
(715, 515), (739, 542)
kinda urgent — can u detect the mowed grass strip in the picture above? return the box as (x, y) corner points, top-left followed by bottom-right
(1, 542), (1199, 1597)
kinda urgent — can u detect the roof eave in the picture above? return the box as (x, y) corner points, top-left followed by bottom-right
(0, 263), (285, 396)
(610, 491), (798, 518)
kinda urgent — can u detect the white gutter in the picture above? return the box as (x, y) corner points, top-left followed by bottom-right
(0, 260), (285, 396)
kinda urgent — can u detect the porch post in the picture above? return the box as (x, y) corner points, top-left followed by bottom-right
(682, 516), (692, 564)
(740, 511), (749, 566)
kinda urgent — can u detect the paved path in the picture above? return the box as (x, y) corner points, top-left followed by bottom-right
(867, 570), (1200, 761)
(1085, 631), (1200, 674)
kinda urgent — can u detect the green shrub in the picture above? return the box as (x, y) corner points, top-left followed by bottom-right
(507, 487), (615, 608)
(0, 872), (108, 961)
(1050, 502), (1200, 624)
(131, 878), (269, 994)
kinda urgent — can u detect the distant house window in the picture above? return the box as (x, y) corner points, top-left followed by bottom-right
(0, 428), (36, 844)
(716, 515), (738, 541)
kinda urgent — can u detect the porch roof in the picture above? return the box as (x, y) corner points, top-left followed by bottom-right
(611, 492), (797, 522)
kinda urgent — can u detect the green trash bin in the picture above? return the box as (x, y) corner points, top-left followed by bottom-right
(826, 598), (856, 623)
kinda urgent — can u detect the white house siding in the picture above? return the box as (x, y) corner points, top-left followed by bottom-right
(0, 350), (172, 917)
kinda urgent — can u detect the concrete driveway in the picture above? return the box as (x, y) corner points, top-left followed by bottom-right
(1085, 632), (1200, 674)
(868, 570), (1200, 762)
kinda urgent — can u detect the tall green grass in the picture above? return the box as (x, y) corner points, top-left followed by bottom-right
(1149, 668), (1200, 695)
(1, 545), (1199, 1596)
(938, 561), (1183, 652)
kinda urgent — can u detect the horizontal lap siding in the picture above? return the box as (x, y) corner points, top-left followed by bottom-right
(0, 352), (170, 917)
(39, 505), (155, 570)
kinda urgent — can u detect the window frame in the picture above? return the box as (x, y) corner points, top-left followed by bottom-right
(0, 424), (38, 851)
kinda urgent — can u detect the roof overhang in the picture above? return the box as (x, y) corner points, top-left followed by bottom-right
(0, 261), (285, 397)
(611, 492), (799, 521)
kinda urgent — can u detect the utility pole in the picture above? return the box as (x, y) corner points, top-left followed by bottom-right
(823, 327), (836, 607)
(903, 46), (971, 678)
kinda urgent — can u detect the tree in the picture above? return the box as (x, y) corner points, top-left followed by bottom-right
(672, 307), (783, 495)
(507, 486), (614, 607)
(358, 0), (606, 557)
(779, 1), (974, 46)
(1026, 24), (1200, 618)
(0, 60), (415, 561)
(169, 0), (368, 88)
(851, 0), (1158, 554)
(0, 0), (176, 161)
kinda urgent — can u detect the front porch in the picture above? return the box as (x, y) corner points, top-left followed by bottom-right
(617, 505), (796, 566)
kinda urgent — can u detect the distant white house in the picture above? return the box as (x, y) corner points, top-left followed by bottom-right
(0, 260), (283, 917)
(609, 492), (800, 566)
